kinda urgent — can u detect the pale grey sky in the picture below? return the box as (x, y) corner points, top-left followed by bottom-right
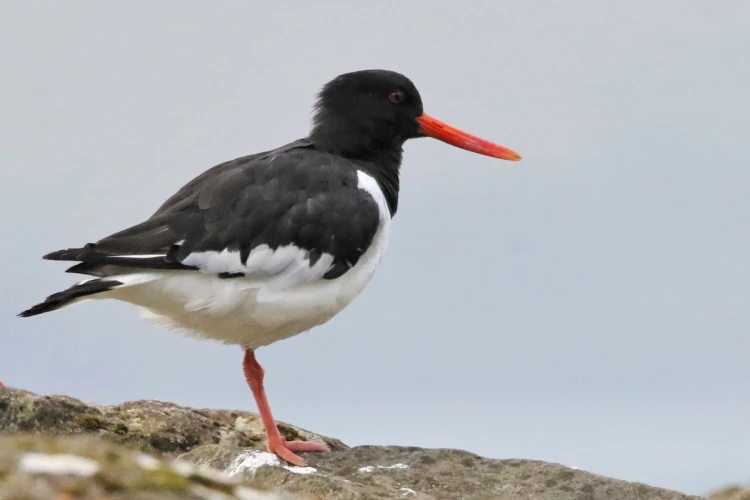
(2, 1), (748, 495)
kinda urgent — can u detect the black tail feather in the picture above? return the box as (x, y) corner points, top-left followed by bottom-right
(65, 261), (113, 276)
(42, 246), (195, 272)
(18, 279), (124, 318)
(44, 246), (95, 261)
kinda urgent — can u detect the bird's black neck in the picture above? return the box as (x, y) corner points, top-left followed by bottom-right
(356, 153), (401, 217)
(308, 132), (402, 216)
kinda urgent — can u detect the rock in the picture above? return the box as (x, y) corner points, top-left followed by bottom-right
(708, 485), (750, 500)
(0, 387), (343, 457)
(185, 445), (703, 500)
(0, 434), (299, 499)
(1, 386), (703, 500)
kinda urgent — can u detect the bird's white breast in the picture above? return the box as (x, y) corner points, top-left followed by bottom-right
(108, 170), (391, 349)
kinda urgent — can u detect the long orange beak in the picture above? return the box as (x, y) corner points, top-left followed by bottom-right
(416, 113), (522, 161)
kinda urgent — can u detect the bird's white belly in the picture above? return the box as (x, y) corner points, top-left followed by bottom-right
(109, 235), (385, 349)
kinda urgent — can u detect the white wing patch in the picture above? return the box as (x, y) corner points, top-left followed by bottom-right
(115, 254), (170, 259)
(181, 244), (335, 291)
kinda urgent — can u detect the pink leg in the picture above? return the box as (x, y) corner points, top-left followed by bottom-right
(242, 350), (328, 466)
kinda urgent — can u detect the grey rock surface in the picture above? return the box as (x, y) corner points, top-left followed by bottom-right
(0, 434), (299, 500)
(707, 485), (750, 500)
(1, 386), (703, 500)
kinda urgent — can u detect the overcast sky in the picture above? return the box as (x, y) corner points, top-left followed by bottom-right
(2, 1), (748, 495)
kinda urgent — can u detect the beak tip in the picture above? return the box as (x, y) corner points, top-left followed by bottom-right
(496, 150), (522, 161)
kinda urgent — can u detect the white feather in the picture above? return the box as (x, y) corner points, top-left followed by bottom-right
(116, 254), (168, 259)
(180, 244), (335, 288)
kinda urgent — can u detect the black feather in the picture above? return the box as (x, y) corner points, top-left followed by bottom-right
(18, 279), (124, 317)
(45, 247), (196, 271)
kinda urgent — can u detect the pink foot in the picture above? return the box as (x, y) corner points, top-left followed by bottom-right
(282, 437), (329, 453)
(267, 435), (328, 467)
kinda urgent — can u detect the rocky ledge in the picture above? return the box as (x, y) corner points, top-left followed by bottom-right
(0, 386), (705, 499)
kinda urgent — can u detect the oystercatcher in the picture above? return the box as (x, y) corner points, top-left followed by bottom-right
(18, 70), (521, 466)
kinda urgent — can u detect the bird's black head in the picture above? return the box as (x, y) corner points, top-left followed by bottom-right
(309, 69), (522, 165)
(310, 70), (424, 161)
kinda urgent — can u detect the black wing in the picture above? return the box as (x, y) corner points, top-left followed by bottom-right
(46, 140), (382, 281)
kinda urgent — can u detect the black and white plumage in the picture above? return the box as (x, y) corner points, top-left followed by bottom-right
(18, 69), (521, 467)
(22, 140), (392, 348)
(20, 70), (521, 351)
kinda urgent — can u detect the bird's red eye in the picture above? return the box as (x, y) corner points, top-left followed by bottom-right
(389, 91), (405, 104)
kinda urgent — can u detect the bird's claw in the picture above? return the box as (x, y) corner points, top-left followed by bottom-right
(267, 436), (329, 467)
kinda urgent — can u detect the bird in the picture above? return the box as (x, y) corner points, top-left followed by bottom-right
(18, 69), (521, 466)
